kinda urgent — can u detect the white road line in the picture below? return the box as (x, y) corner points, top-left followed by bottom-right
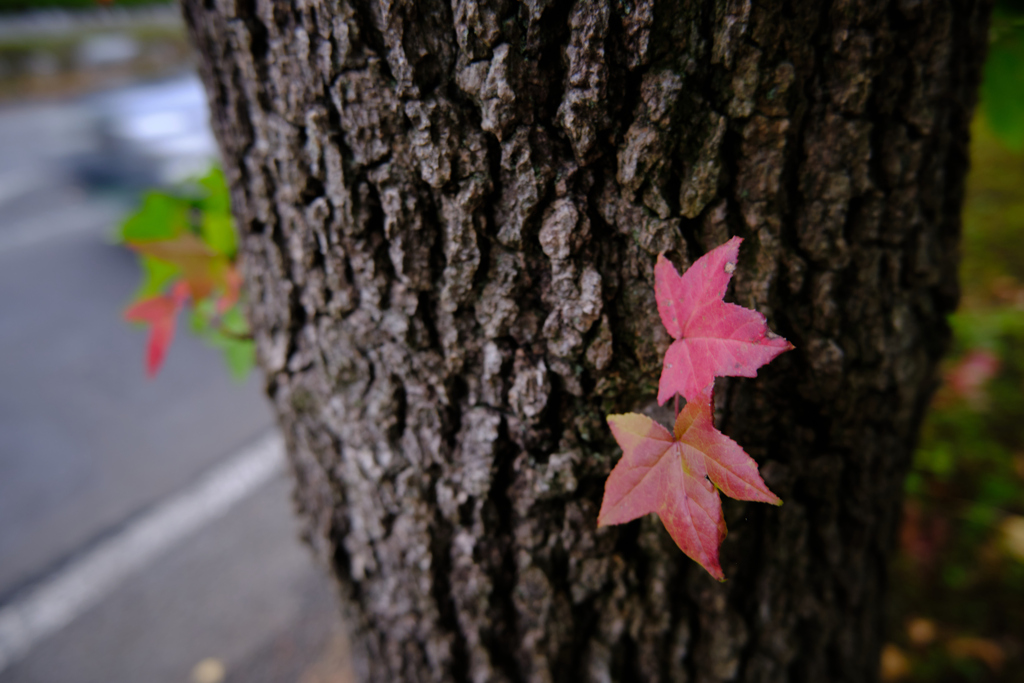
(0, 431), (286, 674)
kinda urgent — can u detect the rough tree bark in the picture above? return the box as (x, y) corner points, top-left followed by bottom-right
(182, 1), (991, 681)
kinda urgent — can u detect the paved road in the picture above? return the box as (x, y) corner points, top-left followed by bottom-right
(1, 476), (351, 683)
(0, 92), (350, 682)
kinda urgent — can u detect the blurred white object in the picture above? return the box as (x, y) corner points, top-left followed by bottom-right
(85, 72), (219, 186)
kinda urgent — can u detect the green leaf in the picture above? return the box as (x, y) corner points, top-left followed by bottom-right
(942, 563), (971, 588)
(198, 166), (231, 215)
(978, 473), (1019, 507)
(189, 298), (217, 337)
(904, 472), (924, 495)
(220, 305), (250, 336)
(982, 28), (1024, 150)
(965, 503), (999, 532)
(188, 300), (253, 381)
(119, 192), (188, 242)
(917, 442), (955, 479)
(201, 212), (237, 258)
(134, 255), (181, 300)
(949, 308), (1024, 355)
(221, 338), (256, 382)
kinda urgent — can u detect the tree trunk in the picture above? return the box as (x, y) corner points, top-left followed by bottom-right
(181, 1), (991, 681)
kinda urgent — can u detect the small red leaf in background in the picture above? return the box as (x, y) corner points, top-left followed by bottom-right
(945, 348), (1000, 405)
(655, 237), (793, 405)
(124, 281), (189, 377)
(599, 386), (781, 580)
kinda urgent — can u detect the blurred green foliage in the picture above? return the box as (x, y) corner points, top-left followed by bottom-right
(982, 1), (1024, 150)
(190, 296), (256, 382)
(118, 167), (255, 381)
(885, 5), (1024, 680)
(888, 97), (1024, 683)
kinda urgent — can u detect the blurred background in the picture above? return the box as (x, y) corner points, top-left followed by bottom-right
(0, 1), (1021, 682)
(882, 4), (1024, 681)
(0, 1), (352, 682)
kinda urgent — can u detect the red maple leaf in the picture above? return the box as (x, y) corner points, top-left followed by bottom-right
(124, 281), (189, 377)
(655, 237), (792, 405)
(599, 386), (782, 580)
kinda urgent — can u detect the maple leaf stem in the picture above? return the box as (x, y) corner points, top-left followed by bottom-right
(674, 394), (680, 419)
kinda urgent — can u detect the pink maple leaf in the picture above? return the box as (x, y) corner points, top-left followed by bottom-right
(655, 236), (793, 405)
(599, 386), (782, 580)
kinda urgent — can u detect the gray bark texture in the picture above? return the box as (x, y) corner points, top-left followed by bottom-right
(181, 1), (991, 681)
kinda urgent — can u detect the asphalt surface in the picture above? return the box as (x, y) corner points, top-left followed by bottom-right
(0, 91), (349, 682)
